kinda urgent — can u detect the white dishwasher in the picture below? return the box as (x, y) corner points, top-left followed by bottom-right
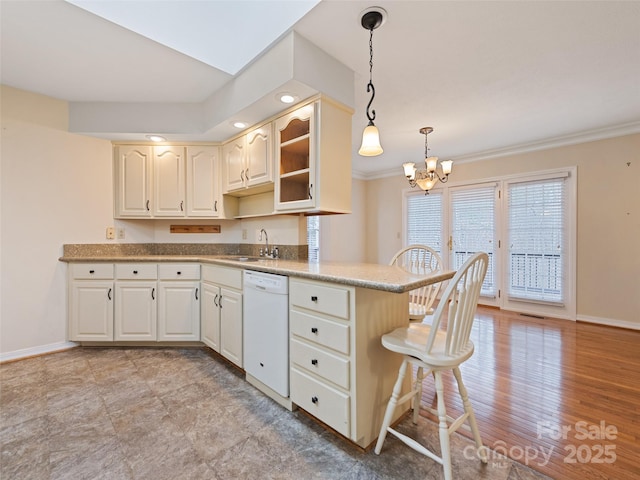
(243, 270), (289, 402)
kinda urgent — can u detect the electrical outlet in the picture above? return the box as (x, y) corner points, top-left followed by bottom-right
(117, 228), (125, 239)
(106, 227), (115, 240)
(242, 229), (247, 240)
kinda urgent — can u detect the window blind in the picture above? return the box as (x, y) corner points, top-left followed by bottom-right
(406, 192), (443, 255)
(307, 216), (320, 263)
(507, 177), (565, 304)
(450, 185), (496, 297)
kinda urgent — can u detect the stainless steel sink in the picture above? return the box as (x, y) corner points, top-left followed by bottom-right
(226, 256), (261, 262)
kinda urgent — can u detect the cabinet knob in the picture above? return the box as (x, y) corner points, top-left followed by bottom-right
(311, 296), (318, 302)
(177, 271), (182, 275)
(311, 396), (318, 404)
(311, 359), (318, 366)
(133, 270), (138, 274)
(311, 327), (318, 334)
(89, 270), (95, 274)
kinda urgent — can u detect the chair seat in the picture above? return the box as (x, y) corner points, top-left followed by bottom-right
(381, 323), (475, 368)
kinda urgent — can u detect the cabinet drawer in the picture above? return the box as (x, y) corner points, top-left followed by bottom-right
(291, 368), (350, 438)
(115, 263), (158, 280)
(158, 264), (200, 280)
(290, 309), (349, 355)
(290, 280), (350, 319)
(291, 338), (350, 390)
(71, 263), (114, 280)
(201, 264), (242, 289)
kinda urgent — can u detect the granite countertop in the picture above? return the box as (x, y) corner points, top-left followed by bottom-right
(60, 252), (454, 294)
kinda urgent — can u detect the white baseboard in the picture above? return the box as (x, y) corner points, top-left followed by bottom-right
(577, 314), (640, 331)
(0, 341), (78, 363)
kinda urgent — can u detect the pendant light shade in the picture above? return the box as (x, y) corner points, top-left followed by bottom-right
(359, 123), (383, 156)
(358, 7), (386, 157)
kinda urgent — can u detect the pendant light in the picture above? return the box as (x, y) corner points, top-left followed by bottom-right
(358, 7), (387, 157)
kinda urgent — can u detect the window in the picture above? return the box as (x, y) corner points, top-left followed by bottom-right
(307, 216), (320, 262)
(506, 177), (566, 304)
(404, 168), (576, 318)
(450, 185), (497, 297)
(406, 192), (443, 255)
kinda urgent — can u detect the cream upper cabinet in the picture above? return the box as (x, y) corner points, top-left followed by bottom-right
(115, 145), (153, 217)
(186, 146), (220, 217)
(153, 146), (185, 217)
(245, 125), (273, 188)
(222, 124), (273, 194)
(274, 98), (352, 214)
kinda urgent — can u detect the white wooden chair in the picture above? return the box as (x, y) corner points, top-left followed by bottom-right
(389, 245), (444, 322)
(375, 252), (489, 480)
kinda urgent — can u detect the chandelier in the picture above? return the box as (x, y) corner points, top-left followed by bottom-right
(403, 127), (453, 193)
(358, 7), (386, 157)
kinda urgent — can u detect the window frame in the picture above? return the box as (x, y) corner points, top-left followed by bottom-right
(403, 166), (577, 320)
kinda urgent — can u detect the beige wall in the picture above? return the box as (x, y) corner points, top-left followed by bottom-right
(320, 178), (367, 263)
(365, 134), (640, 327)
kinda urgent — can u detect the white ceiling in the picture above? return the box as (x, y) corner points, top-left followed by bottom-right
(2, 0), (639, 178)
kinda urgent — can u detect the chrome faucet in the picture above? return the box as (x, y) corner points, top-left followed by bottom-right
(259, 228), (269, 257)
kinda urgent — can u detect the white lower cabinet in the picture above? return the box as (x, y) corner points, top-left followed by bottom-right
(201, 265), (243, 367)
(289, 277), (410, 449)
(114, 264), (157, 341)
(158, 264), (201, 341)
(69, 264), (114, 341)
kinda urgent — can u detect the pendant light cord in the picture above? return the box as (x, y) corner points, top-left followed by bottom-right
(365, 27), (376, 124)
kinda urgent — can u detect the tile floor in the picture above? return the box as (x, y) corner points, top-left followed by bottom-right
(1, 347), (550, 480)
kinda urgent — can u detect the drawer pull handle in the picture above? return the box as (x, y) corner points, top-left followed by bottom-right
(311, 327), (318, 334)
(89, 270), (95, 274)
(311, 296), (318, 302)
(195, 288), (199, 300)
(311, 359), (318, 366)
(107, 288), (112, 300)
(311, 396), (318, 404)
(152, 288), (155, 300)
(133, 270), (138, 274)
(214, 294), (219, 307)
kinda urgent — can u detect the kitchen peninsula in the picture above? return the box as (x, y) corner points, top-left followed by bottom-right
(60, 243), (454, 449)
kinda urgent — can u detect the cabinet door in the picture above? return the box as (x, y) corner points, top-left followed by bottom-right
(186, 146), (219, 217)
(220, 287), (243, 367)
(274, 103), (316, 210)
(222, 138), (246, 193)
(69, 281), (114, 341)
(114, 281), (157, 341)
(158, 281), (200, 341)
(153, 146), (185, 217)
(245, 125), (273, 188)
(201, 282), (221, 352)
(115, 146), (152, 217)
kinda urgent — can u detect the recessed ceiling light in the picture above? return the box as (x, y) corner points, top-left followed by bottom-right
(146, 135), (166, 142)
(233, 121), (248, 129)
(277, 93), (298, 104)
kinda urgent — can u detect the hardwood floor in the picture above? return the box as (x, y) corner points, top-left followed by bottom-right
(418, 306), (640, 480)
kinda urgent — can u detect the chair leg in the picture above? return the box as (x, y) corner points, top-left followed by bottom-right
(375, 358), (409, 454)
(412, 366), (424, 424)
(434, 371), (453, 480)
(453, 367), (487, 463)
